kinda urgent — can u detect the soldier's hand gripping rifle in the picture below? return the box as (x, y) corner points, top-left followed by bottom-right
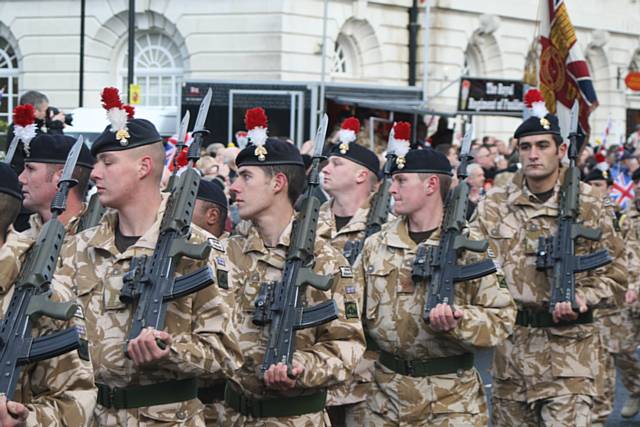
(342, 130), (398, 265)
(120, 89), (214, 354)
(411, 126), (497, 322)
(253, 114), (339, 379)
(0, 137), (87, 399)
(536, 103), (612, 313)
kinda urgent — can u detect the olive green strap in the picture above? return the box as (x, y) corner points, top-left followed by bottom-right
(96, 378), (197, 409)
(378, 351), (474, 377)
(224, 382), (326, 418)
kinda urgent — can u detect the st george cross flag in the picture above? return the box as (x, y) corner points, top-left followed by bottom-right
(539, 0), (598, 138)
(610, 171), (635, 211)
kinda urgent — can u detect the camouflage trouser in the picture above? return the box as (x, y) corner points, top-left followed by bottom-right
(327, 402), (367, 427)
(615, 350), (640, 398)
(492, 394), (592, 427)
(214, 401), (329, 426)
(364, 365), (488, 427)
(592, 337), (616, 423)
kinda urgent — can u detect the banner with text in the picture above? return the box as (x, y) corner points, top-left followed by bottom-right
(457, 77), (524, 116)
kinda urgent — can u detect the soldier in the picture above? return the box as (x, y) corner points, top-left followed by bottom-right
(0, 163), (22, 246)
(193, 179), (229, 239)
(358, 148), (516, 426)
(616, 168), (640, 419)
(316, 118), (380, 427)
(0, 140), (96, 426)
(470, 97), (627, 426)
(52, 117), (243, 426)
(17, 134), (94, 240)
(216, 137), (365, 426)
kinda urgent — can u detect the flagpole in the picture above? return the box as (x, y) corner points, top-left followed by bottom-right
(422, 0), (431, 104)
(319, 0), (329, 118)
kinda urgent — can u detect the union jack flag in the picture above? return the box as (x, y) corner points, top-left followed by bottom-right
(610, 171), (635, 210)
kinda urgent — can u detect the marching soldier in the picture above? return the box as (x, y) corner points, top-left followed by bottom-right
(193, 179), (229, 240)
(358, 148), (516, 426)
(0, 139), (96, 426)
(616, 169), (640, 419)
(470, 94), (627, 426)
(317, 118), (381, 426)
(216, 137), (365, 426)
(52, 116), (243, 426)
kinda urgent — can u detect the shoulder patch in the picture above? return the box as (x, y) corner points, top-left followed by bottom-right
(344, 301), (359, 319)
(340, 266), (353, 278)
(216, 256), (226, 268)
(208, 237), (225, 252)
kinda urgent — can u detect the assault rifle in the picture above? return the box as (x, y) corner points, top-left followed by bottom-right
(536, 103), (612, 312)
(342, 145), (396, 265)
(120, 88), (214, 354)
(76, 192), (106, 232)
(165, 111), (190, 193)
(253, 114), (339, 379)
(0, 136), (86, 399)
(3, 135), (19, 165)
(411, 125), (497, 322)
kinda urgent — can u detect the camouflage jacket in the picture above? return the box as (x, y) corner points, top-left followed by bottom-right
(53, 193), (243, 424)
(622, 203), (640, 293)
(317, 198), (369, 254)
(225, 218), (366, 400)
(469, 170), (627, 309)
(0, 214), (96, 426)
(357, 216), (516, 360)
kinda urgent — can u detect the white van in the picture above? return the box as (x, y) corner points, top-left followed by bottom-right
(64, 106), (178, 146)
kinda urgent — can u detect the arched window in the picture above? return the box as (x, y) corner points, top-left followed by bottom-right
(119, 33), (182, 107)
(331, 34), (359, 77)
(0, 37), (19, 127)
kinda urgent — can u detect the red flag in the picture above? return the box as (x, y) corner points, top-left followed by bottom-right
(539, 0), (598, 134)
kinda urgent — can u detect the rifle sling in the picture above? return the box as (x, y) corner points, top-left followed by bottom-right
(96, 378), (197, 409)
(378, 350), (474, 377)
(516, 308), (593, 328)
(224, 382), (326, 418)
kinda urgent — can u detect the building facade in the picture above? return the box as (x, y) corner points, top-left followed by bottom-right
(1, 0), (639, 143)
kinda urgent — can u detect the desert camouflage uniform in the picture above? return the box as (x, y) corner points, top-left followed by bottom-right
(317, 198), (381, 426)
(611, 204), (640, 404)
(213, 218), (366, 426)
(53, 194), (243, 426)
(470, 170), (627, 427)
(358, 216), (516, 426)
(0, 211), (96, 426)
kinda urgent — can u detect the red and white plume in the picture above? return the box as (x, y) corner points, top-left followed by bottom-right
(244, 107), (268, 147)
(13, 104), (37, 155)
(235, 130), (248, 149)
(594, 148), (608, 172)
(101, 87), (135, 145)
(524, 88), (549, 119)
(388, 121), (411, 158)
(337, 117), (360, 153)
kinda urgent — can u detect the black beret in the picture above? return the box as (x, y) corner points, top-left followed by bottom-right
(621, 150), (635, 161)
(390, 148), (452, 176)
(633, 168), (640, 183)
(197, 179), (228, 210)
(584, 168), (612, 185)
(514, 113), (562, 139)
(329, 142), (380, 175)
(235, 137), (304, 168)
(0, 163), (22, 201)
(91, 118), (162, 156)
(24, 134), (94, 169)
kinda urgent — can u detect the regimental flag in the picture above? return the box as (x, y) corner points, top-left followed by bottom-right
(539, 0), (598, 136)
(610, 170), (635, 210)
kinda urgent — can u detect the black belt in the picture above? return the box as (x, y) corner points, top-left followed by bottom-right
(224, 382), (326, 418)
(378, 350), (474, 377)
(97, 378), (197, 409)
(198, 383), (226, 404)
(516, 308), (593, 328)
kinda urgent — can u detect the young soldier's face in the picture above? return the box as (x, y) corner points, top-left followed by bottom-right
(322, 156), (361, 194)
(19, 162), (59, 213)
(390, 172), (430, 215)
(91, 151), (138, 209)
(518, 134), (566, 182)
(230, 166), (276, 220)
(588, 180), (609, 197)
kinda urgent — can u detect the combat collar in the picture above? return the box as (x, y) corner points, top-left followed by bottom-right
(241, 216), (295, 256)
(381, 216), (443, 250)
